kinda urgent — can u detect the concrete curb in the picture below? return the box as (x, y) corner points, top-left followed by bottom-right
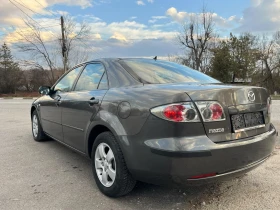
(0, 97), (37, 100)
(0, 97), (279, 100)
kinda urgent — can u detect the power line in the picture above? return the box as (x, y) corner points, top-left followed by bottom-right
(34, 0), (59, 17)
(35, 24), (61, 29)
(12, 0), (43, 16)
(8, 0), (57, 33)
(76, 39), (103, 58)
(0, 24), (61, 39)
(8, 0), (42, 27)
(9, 0), (57, 39)
(2, 39), (58, 44)
(5, 1), (102, 61)
(17, 24), (60, 31)
(11, 0), (60, 25)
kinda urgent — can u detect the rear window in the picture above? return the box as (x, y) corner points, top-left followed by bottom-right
(119, 59), (220, 84)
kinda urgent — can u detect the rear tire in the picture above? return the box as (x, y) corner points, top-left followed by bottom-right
(91, 131), (136, 197)
(31, 110), (47, 142)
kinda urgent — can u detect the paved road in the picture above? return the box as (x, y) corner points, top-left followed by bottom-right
(0, 100), (279, 210)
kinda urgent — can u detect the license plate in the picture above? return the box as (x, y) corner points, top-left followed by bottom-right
(231, 112), (265, 132)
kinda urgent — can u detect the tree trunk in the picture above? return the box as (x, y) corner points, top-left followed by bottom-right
(232, 73), (236, 83)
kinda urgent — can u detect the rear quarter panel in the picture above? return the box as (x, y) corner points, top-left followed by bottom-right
(92, 85), (193, 136)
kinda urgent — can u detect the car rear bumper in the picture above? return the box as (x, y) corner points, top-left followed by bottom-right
(118, 124), (277, 186)
(181, 156), (270, 185)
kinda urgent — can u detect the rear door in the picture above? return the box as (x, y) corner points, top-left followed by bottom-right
(61, 63), (108, 152)
(40, 66), (83, 141)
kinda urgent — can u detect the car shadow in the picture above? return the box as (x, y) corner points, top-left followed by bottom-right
(39, 139), (235, 210)
(115, 181), (224, 209)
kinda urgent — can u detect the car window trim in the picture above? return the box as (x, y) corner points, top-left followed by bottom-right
(97, 72), (106, 90)
(72, 62), (109, 92)
(103, 63), (110, 89)
(51, 64), (85, 92)
(70, 64), (87, 92)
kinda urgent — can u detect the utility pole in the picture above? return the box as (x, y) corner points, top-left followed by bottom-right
(60, 16), (67, 73)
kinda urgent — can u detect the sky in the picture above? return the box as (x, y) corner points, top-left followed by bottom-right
(0, 0), (279, 61)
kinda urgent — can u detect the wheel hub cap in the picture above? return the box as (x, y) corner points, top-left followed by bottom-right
(94, 143), (116, 187)
(32, 115), (38, 137)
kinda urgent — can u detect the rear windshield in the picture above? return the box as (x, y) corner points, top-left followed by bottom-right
(119, 59), (220, 84)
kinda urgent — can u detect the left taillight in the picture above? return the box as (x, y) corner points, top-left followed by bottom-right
(150, 102), (200, 122)
(195, 101), (226, 122)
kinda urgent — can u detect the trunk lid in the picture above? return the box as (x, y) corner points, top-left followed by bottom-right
(184, 83), (268, 106)
(183, 83), (271, 142)
(144, 82), (271, 142)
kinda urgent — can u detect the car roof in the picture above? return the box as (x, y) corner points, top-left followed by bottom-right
(70, 58), (154, 88)
(71, 57), (157, 68)
(69, 58), (171, 88)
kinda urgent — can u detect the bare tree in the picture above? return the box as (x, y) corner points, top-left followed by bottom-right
(167, 53), (188, 64)
(255, 32), (280, 92)
(178, 7), (216, 71)
(16, 20), (57, 85)
(61, 15), (91, 70)
(16, 16), (91, 84)
(20, 69), (32, 91)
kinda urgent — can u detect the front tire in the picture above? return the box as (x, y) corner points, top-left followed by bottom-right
(92, 132), (136, 197)
(31, 110), (47, 142)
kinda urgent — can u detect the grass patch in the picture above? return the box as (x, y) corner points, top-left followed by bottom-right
(0, 91), (39, 98)
(272, 95), (280, 100)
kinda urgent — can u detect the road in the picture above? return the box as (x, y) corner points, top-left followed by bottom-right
(0, 99), (279, 210)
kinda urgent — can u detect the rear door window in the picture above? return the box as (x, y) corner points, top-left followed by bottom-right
(74, 63), (107, 91)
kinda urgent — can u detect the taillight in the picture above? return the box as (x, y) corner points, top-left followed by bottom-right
(151, 102), (200, 122)
(195, 101), (225, 122)
(267, 97), (271, 115)
(189, 173), (217, 179)
(163, 105), (185, 122)
(151, 101), (225, 122)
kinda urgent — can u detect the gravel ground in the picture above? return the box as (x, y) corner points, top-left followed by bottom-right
(0, 100), (279, 210)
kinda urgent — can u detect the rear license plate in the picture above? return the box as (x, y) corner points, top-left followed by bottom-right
(231, 112), (265, 132)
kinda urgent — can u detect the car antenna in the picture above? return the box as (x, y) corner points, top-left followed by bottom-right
(153, 56), (157, 61)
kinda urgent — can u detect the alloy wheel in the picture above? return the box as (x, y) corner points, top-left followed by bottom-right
(95, 143), (116, 187)
(32, 115), (38, 138)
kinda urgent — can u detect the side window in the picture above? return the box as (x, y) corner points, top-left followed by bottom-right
(74, 63), (106, 91)
(54, 66), (83, 92)
(97, 73), (108, 90)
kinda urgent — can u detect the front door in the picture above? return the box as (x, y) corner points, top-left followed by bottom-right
(61, 63), (108, 152)
(40, 65), (83, 141)
(39, 92), (66, 141)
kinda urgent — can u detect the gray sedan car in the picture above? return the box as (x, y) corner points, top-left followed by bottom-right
(31, 58), (277, 197)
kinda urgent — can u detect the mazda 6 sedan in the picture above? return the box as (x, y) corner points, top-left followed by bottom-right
(31, 58), (277, 197)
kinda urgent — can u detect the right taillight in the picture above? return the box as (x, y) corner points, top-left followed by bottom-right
(195, 101), (226, 122)
(267, 97), (271, 115)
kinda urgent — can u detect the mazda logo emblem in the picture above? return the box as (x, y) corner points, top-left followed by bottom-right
(248, 91), (255, 102)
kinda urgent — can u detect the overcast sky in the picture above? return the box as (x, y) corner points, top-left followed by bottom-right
(0, 0), (279, 60)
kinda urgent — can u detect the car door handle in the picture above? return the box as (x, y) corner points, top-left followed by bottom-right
(88, 98), (99, 105)
(55, 99), (62, 106)
(55, 95), (62, 106)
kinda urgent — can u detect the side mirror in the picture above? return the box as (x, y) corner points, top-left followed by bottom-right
(39, 86), (51, 95)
